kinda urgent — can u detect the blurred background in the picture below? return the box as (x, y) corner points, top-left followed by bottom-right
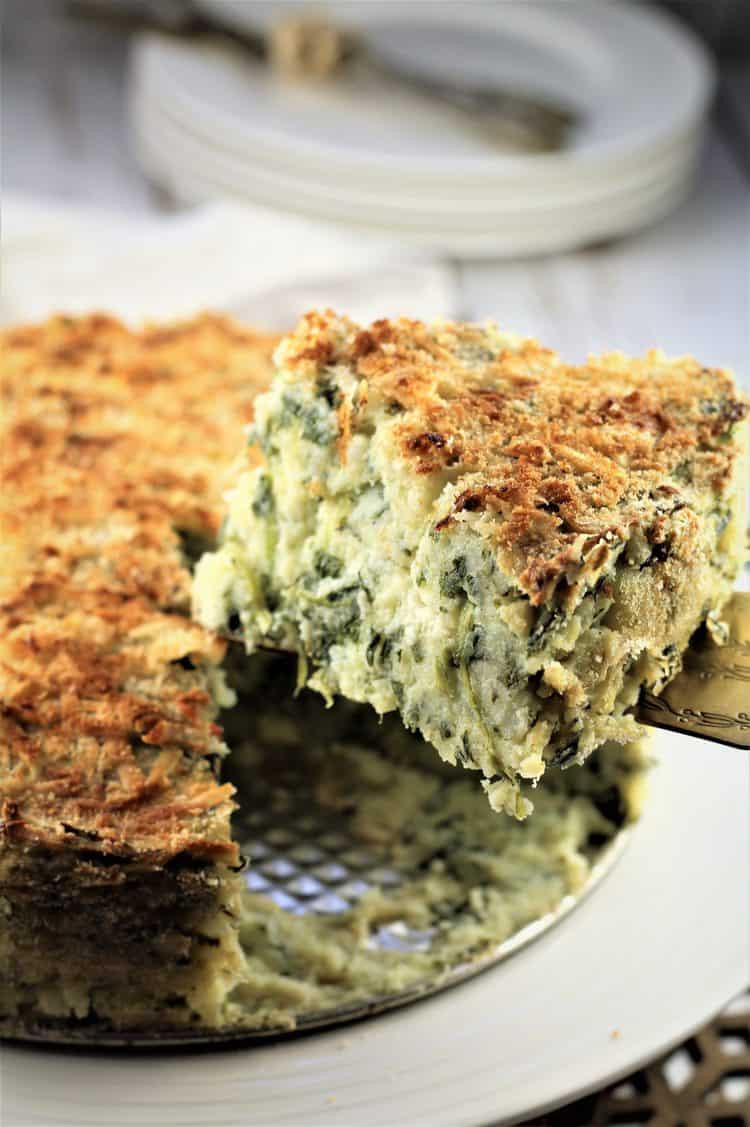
(2, 0), (749, 381)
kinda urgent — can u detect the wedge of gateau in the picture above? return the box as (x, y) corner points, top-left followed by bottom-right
(0, 314), (277, 1035)
(195, 312), (748, 817)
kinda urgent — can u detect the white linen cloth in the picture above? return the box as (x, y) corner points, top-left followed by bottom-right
(1, 193), (456, 327)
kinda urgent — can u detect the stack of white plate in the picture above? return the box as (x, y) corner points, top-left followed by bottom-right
(130, 0), (715, 258)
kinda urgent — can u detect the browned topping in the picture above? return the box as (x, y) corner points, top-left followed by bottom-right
(278, 312), (748, 604)
(1, 313), (277, 865)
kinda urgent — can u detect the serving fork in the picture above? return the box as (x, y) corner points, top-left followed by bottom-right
(68, 0), (579, 153)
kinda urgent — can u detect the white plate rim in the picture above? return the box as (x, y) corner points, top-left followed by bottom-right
(136, 154), (694, 258)
(132, 112), (697, 257)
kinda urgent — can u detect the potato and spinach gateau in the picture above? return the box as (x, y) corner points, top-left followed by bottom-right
(1, 310), (744, 1039)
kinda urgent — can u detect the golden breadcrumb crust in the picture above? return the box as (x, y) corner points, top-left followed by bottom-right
(277, 311), (748, 605)
(1, 314), (277, 866)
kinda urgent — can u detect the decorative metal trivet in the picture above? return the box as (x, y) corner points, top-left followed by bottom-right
(527, 988), (750, 1127)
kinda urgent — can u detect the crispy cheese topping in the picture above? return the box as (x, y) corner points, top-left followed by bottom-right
(1, 314), (277, 864)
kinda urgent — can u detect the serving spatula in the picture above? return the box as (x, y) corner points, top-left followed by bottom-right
(636, 590), (749, 750)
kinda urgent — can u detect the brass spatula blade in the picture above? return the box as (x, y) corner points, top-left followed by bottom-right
(637, 591), (750, 749)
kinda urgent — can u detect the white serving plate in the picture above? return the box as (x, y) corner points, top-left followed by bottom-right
(5, 728), (747, 1126)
